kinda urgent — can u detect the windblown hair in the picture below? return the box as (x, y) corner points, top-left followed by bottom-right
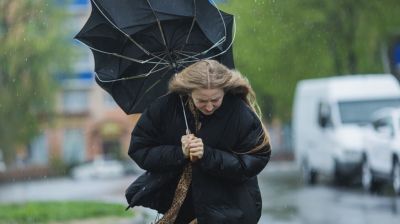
(169, 59), (270, 153)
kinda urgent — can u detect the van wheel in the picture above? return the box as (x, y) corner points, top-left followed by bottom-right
(392, 159), (400, 195)
(302, 160), (317, 185)
(334, 161), (347, 185)
(362, 158), (382, 193)
(361, 159), (372, 191)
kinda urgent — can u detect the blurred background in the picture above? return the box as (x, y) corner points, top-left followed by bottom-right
(0, 0), (400, 223)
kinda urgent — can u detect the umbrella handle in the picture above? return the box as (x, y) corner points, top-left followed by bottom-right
(180, 95), (198, 162)
(179, 95), (194, 161)
(179, 95), (191, 134)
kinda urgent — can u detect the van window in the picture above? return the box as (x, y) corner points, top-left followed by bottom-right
(318, 102), (333, 128)
(372, 117), (394, 136)
(372, 117), (389, 130)
(338, 98), (400, 124)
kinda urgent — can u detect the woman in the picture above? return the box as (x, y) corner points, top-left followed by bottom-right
(126, 60), (271, 224)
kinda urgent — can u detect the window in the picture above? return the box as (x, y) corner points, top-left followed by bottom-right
(63, 129), (86, 164)
(62, 89), (89, 113)
(317, 102), (333, 128)
(338, 98), (400, 124)
(28, 133), (48, 165)
(372, 117), (394, 137)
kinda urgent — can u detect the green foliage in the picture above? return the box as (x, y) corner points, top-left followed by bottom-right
(0, 0), (75, 163)
(0, 201), (132, 224)
(220, 0), (400, 121)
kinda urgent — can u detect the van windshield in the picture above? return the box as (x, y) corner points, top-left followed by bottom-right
(338, 98), (400, 124)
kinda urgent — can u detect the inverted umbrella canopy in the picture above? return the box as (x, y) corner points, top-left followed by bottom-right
(75, 0), (235, 114)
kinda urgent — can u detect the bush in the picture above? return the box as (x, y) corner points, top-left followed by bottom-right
(0, 201), (133, 224)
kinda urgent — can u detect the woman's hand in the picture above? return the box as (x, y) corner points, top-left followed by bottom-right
(181, 134), (194, 158)
(188, 137), (204, 162)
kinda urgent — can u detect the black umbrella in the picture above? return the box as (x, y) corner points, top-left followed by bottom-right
(75, 0), (235, 114)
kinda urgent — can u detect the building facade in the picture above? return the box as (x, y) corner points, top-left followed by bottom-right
(22, 0), (138, 169)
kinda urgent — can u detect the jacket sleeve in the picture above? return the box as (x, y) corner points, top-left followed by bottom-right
(198, 107), (271, 183)
(128, 98), (188, 172)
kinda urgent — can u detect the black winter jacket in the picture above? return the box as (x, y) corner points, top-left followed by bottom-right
(126, 92), (271, 224)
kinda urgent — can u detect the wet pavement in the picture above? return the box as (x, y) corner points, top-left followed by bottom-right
(259, 162), (400, 224)
(0, 175), (132, 204)
(1, 162), (400, 224)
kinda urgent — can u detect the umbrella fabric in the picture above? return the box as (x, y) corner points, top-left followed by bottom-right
(75, 0), (235, 114)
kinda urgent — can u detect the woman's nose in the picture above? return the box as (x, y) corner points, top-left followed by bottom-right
(205, 102), (213, 111)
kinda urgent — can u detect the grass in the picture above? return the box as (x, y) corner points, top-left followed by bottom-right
(0, 201), (133, 224)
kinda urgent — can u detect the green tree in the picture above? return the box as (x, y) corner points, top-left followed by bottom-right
(220, 0), (400, 121)
(0, 0), (74, 164)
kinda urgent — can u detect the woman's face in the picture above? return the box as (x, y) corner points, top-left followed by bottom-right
(191, 88), (225, 115)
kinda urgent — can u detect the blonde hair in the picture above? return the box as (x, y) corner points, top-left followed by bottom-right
(169, 60), (270, 153)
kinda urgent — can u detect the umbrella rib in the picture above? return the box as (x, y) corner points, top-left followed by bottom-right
(145, 0), (167, 46)
(145, 0), (177, 68)
(179, 0), (197, 52)
(125, 64), (170, 80)
(177, 37), (225, 62)
(176, 0), (236, 64)
(132, 55), (169, 79)
(83, 43), (169, 65)
(90, 0), (167, 62)
(95, 55), (170, 83)
(129, 68), (172, 113)
(96, 64), (170, 83)
(174, 50), (201, 61)
(177, 17), (236, 64)
(142, 51), (170, 64)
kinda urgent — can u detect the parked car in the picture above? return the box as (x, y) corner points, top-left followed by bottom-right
(71, 158), (125, 179)
(121, 159), (144, 175)
(362, 107), (400, 194)
(0, 150), (6, 173)
(293, 74), (400, 185)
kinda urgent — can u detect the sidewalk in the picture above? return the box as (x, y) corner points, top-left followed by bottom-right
(49, 217), (134, 224)
(48, 206), (158, 224)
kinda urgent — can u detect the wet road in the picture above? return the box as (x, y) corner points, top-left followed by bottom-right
(259, 162), (400, 224)
(1, 162), (400, 224)
(0, 175), (132, 204)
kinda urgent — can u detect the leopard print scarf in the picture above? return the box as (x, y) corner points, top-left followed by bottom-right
(156, 98), (199, 224)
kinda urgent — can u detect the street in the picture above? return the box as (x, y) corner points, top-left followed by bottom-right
(1, 162), (400, 224)
(259, 162), (400, 224)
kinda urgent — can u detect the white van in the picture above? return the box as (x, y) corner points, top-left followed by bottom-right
(292, 74), (400, 184)
(362, 107), (400, 194)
